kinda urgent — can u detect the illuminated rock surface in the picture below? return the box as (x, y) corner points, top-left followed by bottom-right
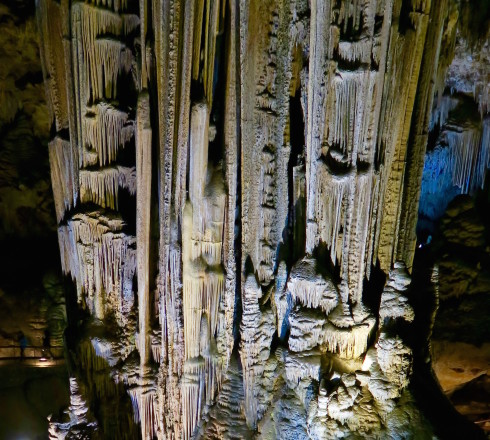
(27, 0), (490, 438)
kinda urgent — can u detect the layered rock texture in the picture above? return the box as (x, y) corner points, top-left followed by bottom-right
(36, 0), (489, 438)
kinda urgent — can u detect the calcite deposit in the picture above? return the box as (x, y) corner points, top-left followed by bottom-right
(36, 0), (489, 438)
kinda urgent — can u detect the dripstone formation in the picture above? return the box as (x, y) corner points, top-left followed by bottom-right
(37, 0), (489, 438)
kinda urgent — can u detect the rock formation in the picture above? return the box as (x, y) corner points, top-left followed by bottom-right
(36, 0), (489, 438)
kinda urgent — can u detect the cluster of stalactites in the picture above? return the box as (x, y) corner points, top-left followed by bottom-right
(81, 102), (134, 167)
(37, 0), (465, 437)
(72, 2), (139, 102)
(284, 257), (376, 360)
(79, 166), (136, 209)
(334, 0), (365, 34)
(328, 70), (377, 162)
(422, 120), (489, 205)
(87, 0), (129, 13)
(305, 0), (383, 312)
(447, 127), (485, 193)
(128, 387), (160, 440)
(429, 95), (459, 131)
(311, 165), (374, 304)
(48, 377), (97, 439)
(57, 212), (136, 319)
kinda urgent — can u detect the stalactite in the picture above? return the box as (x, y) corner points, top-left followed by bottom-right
(323, 319), (375, 359)
(328, 70), (377, 162)
(419, 121), (489, 220)
(39, 0), (480, 437)
(136, 92), (152, 369)
(429, 95), (459, 130)
(446, 127), (482, 193)
(183, 274), (224, 360)
(336, 0), (364, 34)
(49, 137), (79, 222)
(36, 0), (70, 132)
(312, 164), (350, 265)
(72, 3), (138, 102)
(338, 39), (373, 64)
(57, 213), (136, 319)
(129, 388), (160, 440)
(182, 358), (205, 440)
(87, 0), (129, 13)
(478, 118), (490, 188)
(79, 166), (136, 209)
(287, 257), (339, 313)
(419, 143), (458, 219)
(284, 350), (322, 384)
(346, 171), (374, 305)
(81, 102), (134, 167)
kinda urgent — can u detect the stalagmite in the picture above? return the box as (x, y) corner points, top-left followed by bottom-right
(379, 262), (415, 323)
(48, 377), (98, 439)
(201, 357), (253, 439)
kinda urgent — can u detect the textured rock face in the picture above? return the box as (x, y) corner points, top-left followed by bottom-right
(430, 194), (490, 434)
(37, 0), (487, 439)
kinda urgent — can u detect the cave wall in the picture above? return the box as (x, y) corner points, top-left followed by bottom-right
(36, 0), (488, 438)
(0, 0), (69, 367)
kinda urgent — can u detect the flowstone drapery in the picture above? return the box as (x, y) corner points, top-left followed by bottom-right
(37, 0), (487, 438)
